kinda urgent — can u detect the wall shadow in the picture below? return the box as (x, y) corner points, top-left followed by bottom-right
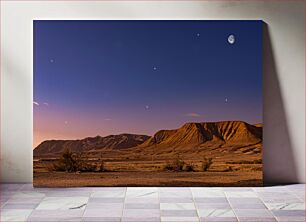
(263, 23), (298, 185)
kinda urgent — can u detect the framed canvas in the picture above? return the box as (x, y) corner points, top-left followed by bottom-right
(33, 20), (262, 187)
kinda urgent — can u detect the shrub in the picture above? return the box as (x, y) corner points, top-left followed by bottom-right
(253, 159), (262, 164)
(96, 161), (104, 172)
(184, 162), (196, 172)
(164, 155), (185, 171)
(173, 156), (184, 171)
(202, 157), (213, 171)
(226, 159), (262, 164)
(224, 166), (233, 172)
(51, 149), (104, 172)
(55, 149), (79, 172)
(164, 161), (175, 171)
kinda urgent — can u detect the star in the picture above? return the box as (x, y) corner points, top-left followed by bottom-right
(50, 59), (54, 63)
(225, 98), (228, 103)
(145, 105), (150, 110)
(153, 66), (157, 71)
(196, 33), (200, 37)
(64, 121), (68, 125)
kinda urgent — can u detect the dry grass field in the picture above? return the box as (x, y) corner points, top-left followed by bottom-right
(34, 171), (262, 187)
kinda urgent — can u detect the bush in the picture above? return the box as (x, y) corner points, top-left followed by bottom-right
(226, 159), (262, 164)
(173, 156), (184, 171)
(224, 166), (233, 172)
(164, 155), (184, 171)
(54, 149), (79, 172)
(202, 157), (213, 171)
(164, 162), (175, 171)
(51, 149), (104, 172)
(253, 159), (262, 164)
(184, 162), (196, 172)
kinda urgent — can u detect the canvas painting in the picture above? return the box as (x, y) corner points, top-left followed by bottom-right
(33, 20), (263, 187)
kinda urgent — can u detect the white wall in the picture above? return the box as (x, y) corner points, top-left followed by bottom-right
(1, 1), (304, 184)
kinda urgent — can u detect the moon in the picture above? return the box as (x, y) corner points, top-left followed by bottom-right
(228, 35), (235, 44)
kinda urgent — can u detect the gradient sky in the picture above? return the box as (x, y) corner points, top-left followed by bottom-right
(33, 20), (262, 148)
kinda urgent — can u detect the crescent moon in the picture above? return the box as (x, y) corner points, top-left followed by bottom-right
(228, 35), (235, 44)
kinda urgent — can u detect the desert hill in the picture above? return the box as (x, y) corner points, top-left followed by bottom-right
(34, 134), (150, 157)
(34, 121), (262, 158)
(142, 121), (261, 148)
(127, 121), (262, 158)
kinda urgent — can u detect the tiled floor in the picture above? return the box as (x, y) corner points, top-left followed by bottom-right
(0, 184), (305, 222)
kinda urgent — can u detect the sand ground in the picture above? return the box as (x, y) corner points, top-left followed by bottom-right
(34, 171), (262, 187)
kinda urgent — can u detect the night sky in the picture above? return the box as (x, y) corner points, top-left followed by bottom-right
(33, 20), (262, 147)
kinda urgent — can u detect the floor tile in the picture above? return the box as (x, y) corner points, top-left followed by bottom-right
(1, 196), (11, 206)
(125, 203), (159, 209)
(195, 197), (228, 203)
(160, 190), (192, 198)
(160, 203), (196, 210)
(276, 217), (306, 222)
(7, 197), (44, 204)
(36, 196), (88, 210)
(253, 186), (289, 193)
(126, 188), (158, 198)
(159, 187), (191, 192)
(91, 190), (125, 198)
(271, 209), (305, 217)
(0, 209), (32, 221)
(234, 209), (274, 218)
(200, 217), (238, 222)
(228, 198), (263, 204)
(192, 189), (225, 197)
(19, 184), (35, 191)
(11, 191), (45, 199)
(162, 216), (199, 222)
(160, 197), (194, 203)
(265, 202), (305, 210)
(83, 208), (123, 217)
(29, 209), (84, 217)
(286, 184), (305, 190)
(89, 187), (126, 192)
(89, 197), (124, 203)
(125, 197), (159, 203)
(27, 217), (83, 221)
(44, 191), (91, 197)
(257, 192), (301, 203)
(122, 209), (160, 217)
(230, 202), (266, 209)
(237, 218), (277, 222)
(1, 184), (24, 191)
(86, 202), (123, 209)
(196, 203), (231, 209)
(83, 217), (121, 222)
(198, 209), (235, 217)
(225, 191), (258, 198)
(122, 217), (161, 222)
(2, 203), (39, 209)
(161, 209), (198, 217)
(223, 188), (253, 192)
